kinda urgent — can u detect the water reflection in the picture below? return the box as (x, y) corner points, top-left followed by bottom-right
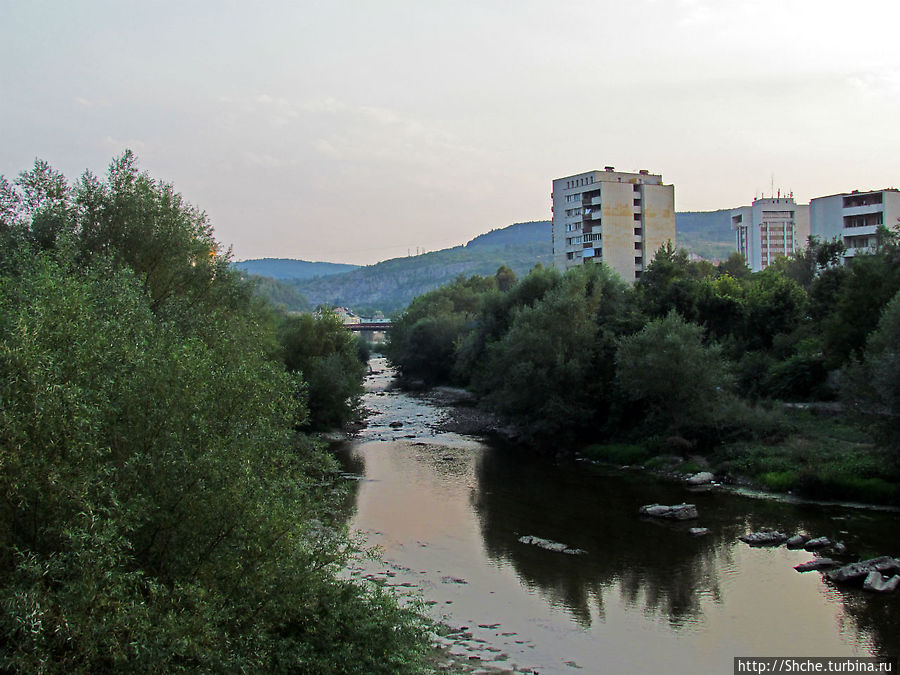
(472, 446), (900, 655)
(338, 361), (900, 671)
(473, 448), (737, 627)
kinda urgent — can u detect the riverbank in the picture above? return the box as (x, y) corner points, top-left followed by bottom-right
(408, 385), (900, 508)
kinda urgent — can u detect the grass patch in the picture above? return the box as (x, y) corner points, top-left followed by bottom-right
(757, 470), (799, 493)
(583, 443), (651, 465)
(708, 408), (900, 505)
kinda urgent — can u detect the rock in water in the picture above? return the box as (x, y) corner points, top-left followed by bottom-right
(518, 535), (586, 556)
(804, 537), (831, 550)
(862, 571), (900, 593)
(794, 558), (838, 573)
(689, 527), (710, 537)
(686, 472), (714, 486)
(827, 557), (896, 584)
(638, 503), (699, 520)
(786, 534), (810, 549)
(875, 558), (900, 575)
(739, 531), (789, 546)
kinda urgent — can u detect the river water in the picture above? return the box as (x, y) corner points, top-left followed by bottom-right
(337, 358), (900, 674)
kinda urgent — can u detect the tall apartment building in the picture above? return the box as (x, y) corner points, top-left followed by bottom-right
(730, 196), (809, 272)
(810, 189), (900, 259)
(551, 167), (675, 281)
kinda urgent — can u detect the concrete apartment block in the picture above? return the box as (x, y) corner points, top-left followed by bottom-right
(730, 196), (809, 272)
(810, 189), (900, 260)
(551, 167), (675, 282)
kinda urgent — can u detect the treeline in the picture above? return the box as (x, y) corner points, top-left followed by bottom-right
(386, 239), (900, 498)
(0, 154), (429, 672)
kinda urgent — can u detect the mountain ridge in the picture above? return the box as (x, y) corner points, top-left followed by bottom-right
(242, 213), (735, 314)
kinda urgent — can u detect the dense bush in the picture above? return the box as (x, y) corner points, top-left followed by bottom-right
(276, 309), (366, 430)
(0, 155), (429, 673)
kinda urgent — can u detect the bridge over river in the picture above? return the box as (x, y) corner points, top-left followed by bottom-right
(346, 321), (393, 332)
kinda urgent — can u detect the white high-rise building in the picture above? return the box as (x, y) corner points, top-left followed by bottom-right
(730, 197), (809, 272)
(551, 167), (675, 282)
(810, 189), (900, 259)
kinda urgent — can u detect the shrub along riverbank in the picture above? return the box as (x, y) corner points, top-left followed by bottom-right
(385, 241), (900, 506)
(0, 154), (431, 672)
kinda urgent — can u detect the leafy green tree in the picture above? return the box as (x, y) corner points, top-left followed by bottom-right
(476, 263), (635, 447)
(386, 273), (496, 384)
(495, 264), (516, 291)
(716, 252), (751, 279)
(0, 157), (430, 673)
(276, 309), (366, 430)
(453, 264), (562, 384)
(820, 229), (900, 368)
(842, 289), (900, 464)
(615, 311), (731, 440)
(767, 236), (845, 289)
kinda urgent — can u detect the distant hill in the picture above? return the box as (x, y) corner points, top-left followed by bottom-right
(233, 258), (359, 281)
(242, 274), (311, 313)
(675, 210), (735, 261)
(466, 220), (551, 248)
(247, 214), (736, 315)
(289, 222), (553, 315)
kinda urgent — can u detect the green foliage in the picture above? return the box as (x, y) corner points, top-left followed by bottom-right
(476, 263), (635, 447)
(616, 311), (731, 439)
(820, 234), (900, 368)
(842, 288), (900, 462)
(0, 155), (429, 672)
(276, 309), (366, 431)
(757, 470), (800, 493)
(386, 274), (497, 384)
(246, 273), (311, 312)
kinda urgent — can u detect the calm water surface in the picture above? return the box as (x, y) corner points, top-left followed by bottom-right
(338, 358), (900, 674)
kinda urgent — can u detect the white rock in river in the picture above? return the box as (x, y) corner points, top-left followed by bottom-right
(518, 535), (586, 555)
(639, 503), (699, 520)
(686, 472), (715, 485)
(804, 537), (832, 551)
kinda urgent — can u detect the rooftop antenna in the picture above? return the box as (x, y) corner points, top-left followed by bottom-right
(771, 173), (775, 199)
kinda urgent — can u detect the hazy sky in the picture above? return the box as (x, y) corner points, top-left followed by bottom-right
(3, 1), (899, 265)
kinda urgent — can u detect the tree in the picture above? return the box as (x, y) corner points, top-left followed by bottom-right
(386, 273), (496, 384)
(842, 289), (900, 464)
(476, 263), (634, 447)
(0, 156), (430, 672)
(276, 309), (366, 430)
(615, 311), (731, 439)
(495, 264), (516, 291)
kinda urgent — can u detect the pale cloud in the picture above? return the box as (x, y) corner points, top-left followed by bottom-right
(242, 152), (286, 169)
(849, 69), (900, 101)
(312, 138), (343, 159)
(75, 96), (110, 108)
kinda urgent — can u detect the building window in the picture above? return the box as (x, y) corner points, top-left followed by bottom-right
(634, 227), (642, 236)
(633, 213), (641, 221)
(635, 256), (643, 265)
(634, 241), (642, 250)
(635, 270), (642, 279)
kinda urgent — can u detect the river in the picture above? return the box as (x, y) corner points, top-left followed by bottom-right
(337, 357), (900, 674)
